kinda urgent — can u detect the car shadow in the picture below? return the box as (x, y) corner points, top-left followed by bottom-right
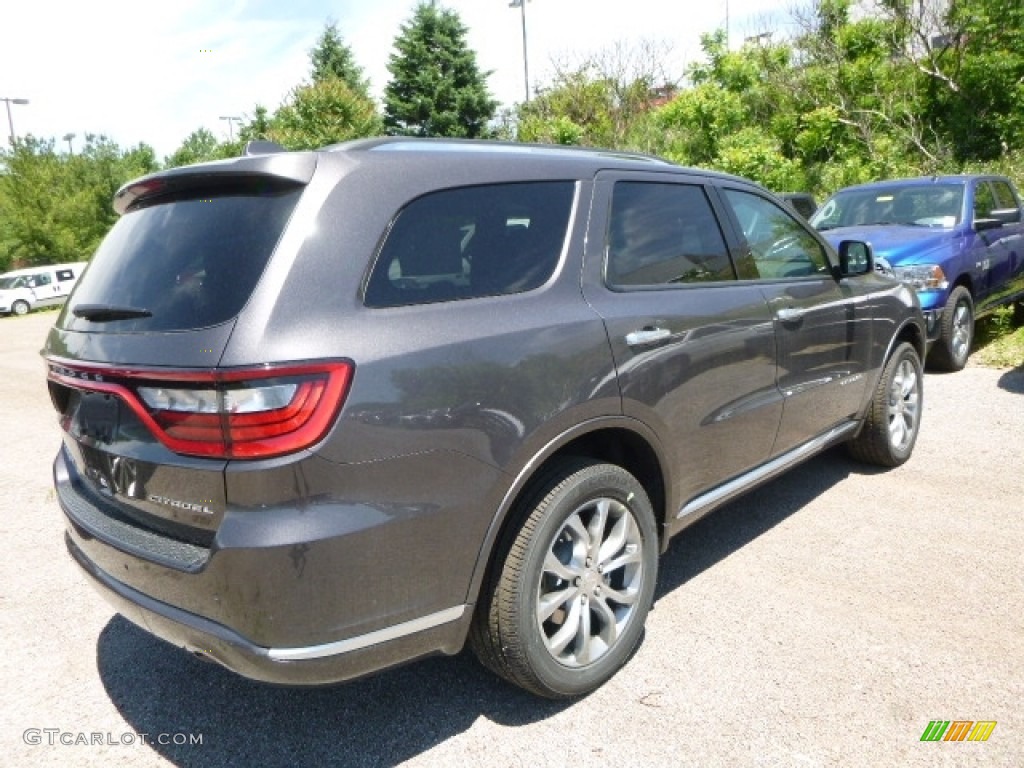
(97, 447), (858, 768)
(997, 364), (1024, 394)
(655, 445), (854, 598)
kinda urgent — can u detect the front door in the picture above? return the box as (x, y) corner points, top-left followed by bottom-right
(582, 174), (783, 510)
(716, 186), (872, 456)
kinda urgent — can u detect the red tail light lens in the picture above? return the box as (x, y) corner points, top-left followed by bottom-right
(47, 361), (353, 459)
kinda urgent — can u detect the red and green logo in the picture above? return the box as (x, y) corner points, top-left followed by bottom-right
(920, 720), (996, 742)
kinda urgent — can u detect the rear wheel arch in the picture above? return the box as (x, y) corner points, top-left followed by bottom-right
(465, 421), (670, 610)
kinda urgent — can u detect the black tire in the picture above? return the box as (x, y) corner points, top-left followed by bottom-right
(847, 342), (923, 467)
(11, 300), (30, 317)
(929, 286), (973, 372)
(1013, 301), (1024, 327)
(470, 458), (658, 698)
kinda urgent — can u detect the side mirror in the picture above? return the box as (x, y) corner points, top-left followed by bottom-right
(837, 240), (873, 277)
(974, 217), (1004, 232)
(990, 207), (1021, 224)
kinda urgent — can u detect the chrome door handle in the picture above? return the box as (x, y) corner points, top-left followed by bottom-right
(775, 307), (804, 323)
(625, 327), (671, 347)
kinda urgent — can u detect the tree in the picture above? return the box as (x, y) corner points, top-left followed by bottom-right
(164, 128), (235, 168)
(309, 21), (370, 98)
(877, 0), (1024, 160)
(238, 105), (273, 143)
(383, 2), (497, 137)
(270, 79), (382, 150)
(0, 134), (158, 269)
(516, 40), (675, 151)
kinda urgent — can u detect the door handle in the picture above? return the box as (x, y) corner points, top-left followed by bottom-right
(625, 327), (672, 347)
(775, 307), (804, 323)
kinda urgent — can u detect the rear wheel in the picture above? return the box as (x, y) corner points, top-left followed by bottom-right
(930, 286), (973, 371)
(471, 458), (658, 698)
(11, 300), (30, 316)
(847, 342), (923, 467)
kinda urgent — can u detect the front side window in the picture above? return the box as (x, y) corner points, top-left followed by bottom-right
(990, 180), (1020, 219)
(974, 182), (997, 220)
(606, 181), (734, 287)
(364, 182), (574, 308)
(723, 189), (830, 279)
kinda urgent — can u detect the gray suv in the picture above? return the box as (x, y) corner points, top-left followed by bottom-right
(44, 138), (926, 698)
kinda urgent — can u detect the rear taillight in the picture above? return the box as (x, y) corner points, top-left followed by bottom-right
(46, 361), (353, 459)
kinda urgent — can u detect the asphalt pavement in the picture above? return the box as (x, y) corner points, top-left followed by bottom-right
(1, 309), (1021, 767)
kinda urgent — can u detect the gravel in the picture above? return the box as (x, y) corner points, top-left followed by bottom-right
(1, 309), (1021, 767)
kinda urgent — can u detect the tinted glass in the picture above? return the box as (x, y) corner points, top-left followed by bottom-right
(723, 189), (830, 279)
(606, 182), (734, 287)
(56, 269), (75, 282)
(33, 273), (52, 287)
(365, 182), (574, 307)
(66, 184), (302, 331)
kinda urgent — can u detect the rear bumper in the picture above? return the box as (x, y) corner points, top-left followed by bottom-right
(66, 532), (469, 685)
(54, 441), (499, 684)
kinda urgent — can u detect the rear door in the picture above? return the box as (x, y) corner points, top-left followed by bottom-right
(582, 172), (782, 513)
(716, 185), (872, 455)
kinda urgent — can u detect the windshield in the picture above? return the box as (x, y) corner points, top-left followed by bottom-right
(0, 276), (27, 290)
(811, 183), (964, 230)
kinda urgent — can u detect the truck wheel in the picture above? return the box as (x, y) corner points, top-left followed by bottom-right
(12, 300), (30, 316)
(471, 458), (658, 698)
(848, 342), (923, 467)
(930, 286), (973, 371)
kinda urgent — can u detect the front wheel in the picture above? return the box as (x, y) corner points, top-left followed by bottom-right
(930, 286), (973, 371)
(471, 459), (658, 698)
(11, 300), (30, 316)
(847, 342), (923, 467)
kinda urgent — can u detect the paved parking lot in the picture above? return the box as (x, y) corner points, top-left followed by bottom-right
(1, 309), (1021, 767)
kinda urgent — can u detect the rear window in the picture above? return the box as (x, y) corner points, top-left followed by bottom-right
(64, 182), (302, 332)
(364, 181), (575, 308)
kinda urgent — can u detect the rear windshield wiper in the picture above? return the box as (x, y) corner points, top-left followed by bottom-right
(72, 304), (153, 322)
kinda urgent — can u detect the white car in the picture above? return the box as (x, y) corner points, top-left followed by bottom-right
(0, 262), (88, 316)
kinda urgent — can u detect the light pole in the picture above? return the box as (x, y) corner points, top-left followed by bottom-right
(63, 132), (75, 154)
(1, 97), (30, 145)
(219, 115), (242, 141)
(509, 0), (530, 103)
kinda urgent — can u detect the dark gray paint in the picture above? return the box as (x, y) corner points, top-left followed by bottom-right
(43, 138), (925, 686)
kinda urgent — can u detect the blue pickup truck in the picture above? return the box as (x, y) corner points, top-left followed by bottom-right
(811, 175), (1024, 370)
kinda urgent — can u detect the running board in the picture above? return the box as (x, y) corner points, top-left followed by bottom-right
(676, 421), (859, 521)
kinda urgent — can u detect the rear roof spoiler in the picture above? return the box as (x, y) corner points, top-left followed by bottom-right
(112, 150), (316, 215)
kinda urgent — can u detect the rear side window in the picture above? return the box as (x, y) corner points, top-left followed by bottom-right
(56, 269), (75, 282)
(364, 182), (574, 308)
(606, 182), (734, 287)
(66, 182), (302, 331)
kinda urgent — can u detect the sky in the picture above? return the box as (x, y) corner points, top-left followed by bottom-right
(1, 0), (795, 161)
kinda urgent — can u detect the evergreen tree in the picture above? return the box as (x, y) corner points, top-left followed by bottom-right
(271, 79), (382, 150)
(309, 21), (370, 99)
(383, 2), (498, 138)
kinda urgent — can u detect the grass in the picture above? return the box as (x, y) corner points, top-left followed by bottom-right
(973, 305), (1024, 369)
